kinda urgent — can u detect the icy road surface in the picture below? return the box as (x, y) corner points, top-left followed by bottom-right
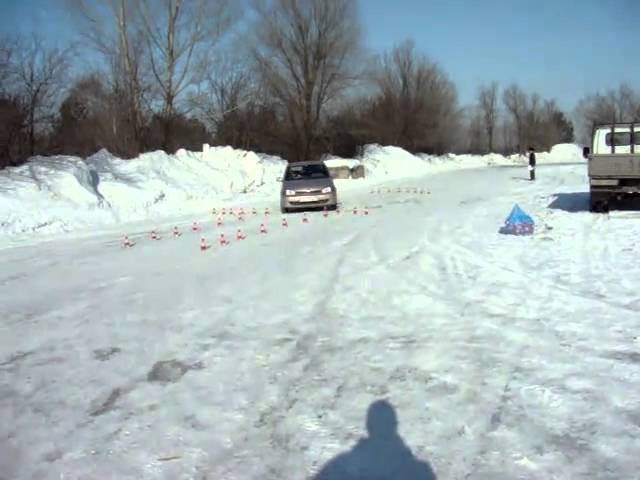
(2, 164), (640, 480)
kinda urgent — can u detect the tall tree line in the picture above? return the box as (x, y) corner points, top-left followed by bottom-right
(3, 0), (634, 170)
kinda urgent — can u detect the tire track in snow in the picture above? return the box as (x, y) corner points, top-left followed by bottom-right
(228, 230), (364, 479)
(333, 208), (526, 478)
(384, 221), (533, 478)
(417, 227), (628, 477)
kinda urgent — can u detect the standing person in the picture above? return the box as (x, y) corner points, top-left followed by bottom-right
(528, 146), (536, 181)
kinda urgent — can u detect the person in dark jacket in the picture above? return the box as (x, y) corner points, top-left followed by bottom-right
(528, 146), (536, 181)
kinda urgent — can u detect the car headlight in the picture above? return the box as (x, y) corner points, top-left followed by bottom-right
(285, 189), (296, 196)
(321, 186), (332, 194)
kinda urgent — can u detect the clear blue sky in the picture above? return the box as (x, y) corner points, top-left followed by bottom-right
(2, 0), (638, 111)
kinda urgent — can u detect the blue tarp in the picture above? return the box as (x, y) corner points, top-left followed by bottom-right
(499, 204), (535, 235)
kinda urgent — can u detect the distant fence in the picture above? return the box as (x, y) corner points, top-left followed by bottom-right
(328, 165), (366, 179)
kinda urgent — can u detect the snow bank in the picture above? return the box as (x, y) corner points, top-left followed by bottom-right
(0, 143), (585, 239)
(357, 142), (585, 182)
(0, 147), (286, 238)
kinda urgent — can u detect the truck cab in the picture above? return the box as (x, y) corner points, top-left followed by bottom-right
(583, 123), (640, 212)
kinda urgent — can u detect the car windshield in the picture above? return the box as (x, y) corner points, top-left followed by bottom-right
(284, 164), (329, 181)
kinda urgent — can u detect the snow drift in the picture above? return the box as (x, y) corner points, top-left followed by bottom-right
(0, 143), (584, 240)
(0, 147), (285, 239)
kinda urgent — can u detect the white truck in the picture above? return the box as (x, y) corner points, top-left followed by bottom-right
(583, 122), (640, 212)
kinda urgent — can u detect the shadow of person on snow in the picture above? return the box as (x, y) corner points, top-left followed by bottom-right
(312, 400), (436, 480)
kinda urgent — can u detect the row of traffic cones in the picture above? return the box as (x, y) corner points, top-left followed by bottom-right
(370, 187), (427, 194)
(212, 207), (271, 216)
(199, 223), (270, 251)
(211, 205), (375, 217)
(121, 205), (372, 249)
(124, 222), (271, 250)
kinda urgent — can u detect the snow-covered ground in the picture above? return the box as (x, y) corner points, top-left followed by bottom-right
(2, 148), (639, 479)
(0, 143), (584, 245)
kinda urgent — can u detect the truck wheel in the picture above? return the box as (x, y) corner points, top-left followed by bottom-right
(590, 199), (609, 213)
(590, 193), (607, 213)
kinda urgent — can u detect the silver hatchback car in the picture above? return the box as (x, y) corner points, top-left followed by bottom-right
(279, 160), (338, 213)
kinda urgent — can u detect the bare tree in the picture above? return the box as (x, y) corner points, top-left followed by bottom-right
(500, 117), (516, 154)
(478, 81), (498, 152)
(70, 0), (149, 155)
(614, 83), (640, 121)
(251, 0), (362, 161)
(366, 39), (459, 153)
(0, 98), (27, 167)
(13, 34), (71, 156)
(531, 98), (574, 149)
(136, 0), (237, 149)
(0, 35), (17, 94)
(502, 83), (528, 152)
(465, 106), (485, 153)
(51, 73), (120, 156)
(574, 84), (640, 144)
(523, 92), (542, 148)
(188, 50), (255, 134)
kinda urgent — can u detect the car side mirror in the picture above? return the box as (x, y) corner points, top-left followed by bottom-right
(582, 146), (590, 158)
